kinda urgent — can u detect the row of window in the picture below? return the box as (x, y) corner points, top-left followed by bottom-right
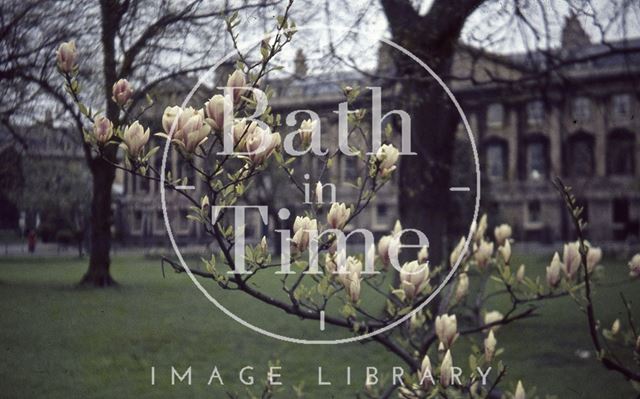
(486, 130), (636, 180)
(485, 94), (634, 127)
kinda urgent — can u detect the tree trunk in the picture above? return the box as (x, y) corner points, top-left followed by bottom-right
(78, 0), (120, 287)
(80, 161), (116, 287)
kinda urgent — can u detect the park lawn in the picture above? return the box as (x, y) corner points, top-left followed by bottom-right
(0, 251), (638, 398)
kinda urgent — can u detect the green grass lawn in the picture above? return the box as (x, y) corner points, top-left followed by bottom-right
(0, 251), (638, 398)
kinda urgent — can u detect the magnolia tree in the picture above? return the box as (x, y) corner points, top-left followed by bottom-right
(56, 7), (640, 399)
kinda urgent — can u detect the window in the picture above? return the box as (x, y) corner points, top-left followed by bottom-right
(525, 138), (548, 179)
(572, 97), (591, 121)
(607, 130), (635, 176)
(566, 133), (594, 177)
(486, 140), (507, 180)
(526, 200), (542, 224)
(612, 94), (631, 121)
(373, 203), (391, 228)
(612, 198), (629, 224)
(487, 103), (504, 127)
(132, 210), (143, 234)
(527, 101), (545, 125)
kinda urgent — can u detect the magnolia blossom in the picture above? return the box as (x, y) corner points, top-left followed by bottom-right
(259, 236), (268, 253)
(327, 202), (350, 230)
(227, 69), (246, 103)
(516, 264), (526, 283)
(586, 246), (602, 273)
(245, 125), (280, 165)
(439, 350), (453, 387)
(205, 94), (233, 131)
(291, 216), (317, 252)
(435, 314), (458, 348)
(122, 121), (150, 158)
(92, 115), (113, 144)
(417, 246), (429, 263)
(515, 381), (526, 399)
(378, 235), (399, 266)
(375, 144), (399, 177)
(180, 109), (211, 153)
(161, 106), (208, 149)
(454, 273), (469, 302)
(399, 260), (429, 300)
(484, 330), (497, 362)
(298, 119), (317, 145)
(546, 252), (563, 288)
(628, 253), (640, 278)
(56, 41), (77, 73)
(337, 256), (363, 302)
(494, 224), (512, 246)
(484, 310), (504, 331)
(474, 240), (494, 270)
(562, 241), (581, 279)
(112, 79), (133, 106)
(498, 239), (511, 263)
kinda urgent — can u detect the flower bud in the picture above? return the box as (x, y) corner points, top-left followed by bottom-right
(399, 260), (430, 300)
(498, 239), (511, 263)
(92, 115), (113, 145)
(378, 235), (399, 267)
(291, 216), (317, 253)
(450, 237), (466, 267)
(393, 220), (402, 236)
(474, 240), (494, 270)
(611, 319), (621, 335)
(473, 214), (488, 242)
(586, 246), (602, 273)
(227, 69), (246, 103)
(514, 381), (526, 399)
(439, 350), (453, 387)
(516, 264), (526, 283)
(562, 241), (581, 279)
(375, 144), (399, 177)
(325, 253), (338, 275)
(112, 79), (133, 106)
(420, 354), (434, 389)
(454, 273), (469, 302)
(122, 121), (150, 158)
(298, 119), (317, 146)
(484, 310), (504, 332)
(435, 314), (458, 349)
(546, 252), (563, 288)
(629, 253), (640, 278)
(314, 182), (323, 203)
(327, 202), (350, 230)
(349, 273), (361, 302)
(493, 224), (512, 246)
(259, 236), (268, 253)
(56, 41), (77, 73)
(484, 330), (497, 362)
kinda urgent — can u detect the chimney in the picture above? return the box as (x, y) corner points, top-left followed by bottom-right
(561, 12), (591, 51)
(294, 49), (308, 78)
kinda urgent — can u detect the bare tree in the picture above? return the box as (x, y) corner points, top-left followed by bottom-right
(0, 0), (279, 286)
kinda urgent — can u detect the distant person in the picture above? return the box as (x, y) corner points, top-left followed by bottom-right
(27, 230), (36, 254)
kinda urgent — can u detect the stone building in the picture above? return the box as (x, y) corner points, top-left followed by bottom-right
(118, 15), (640, 246)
